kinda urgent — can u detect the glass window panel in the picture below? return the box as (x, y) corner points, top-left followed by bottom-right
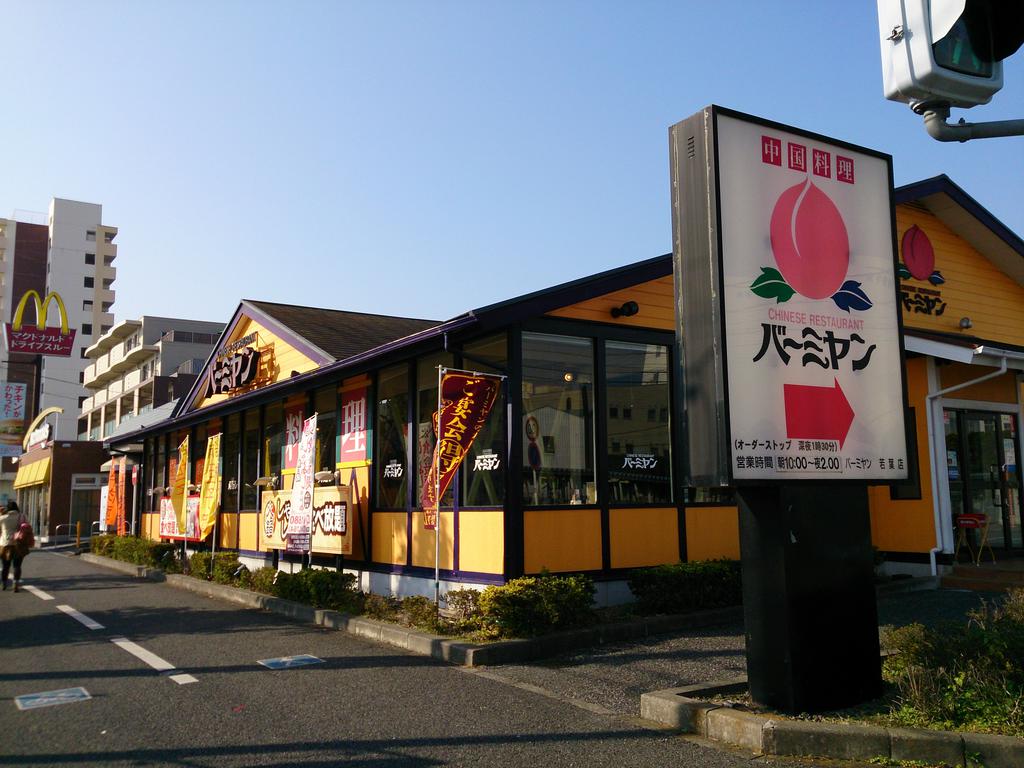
(263, 402), (283, 480)
(416, 353), (454, 508)
(315, 386), (338, 473)
(376, 365), (409, 509)
(242, 408), (260, 510)
(222, 414), (240, 513)
(463, 334), (507, 507)
(605, 341), (673, 504)
(521, 332), (595, 506)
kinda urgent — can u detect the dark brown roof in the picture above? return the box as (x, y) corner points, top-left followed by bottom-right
(246, 300), (439, 362)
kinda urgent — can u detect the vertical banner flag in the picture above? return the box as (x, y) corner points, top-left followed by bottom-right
(288, 415), (317, 551)
(198, 433), (222, 539)
(170, 436), (190, 535)
(421, 372), (501, 529)
(283, 404), (304, 470)
(105, 461), (120, 529)
(116, 456), (128, 536)
(0, 382), (26, 457)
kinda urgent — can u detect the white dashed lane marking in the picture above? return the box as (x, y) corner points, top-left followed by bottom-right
(56, 604), (105, 630)
(110, 637), (197, 685)
(23, 584), (54, 600)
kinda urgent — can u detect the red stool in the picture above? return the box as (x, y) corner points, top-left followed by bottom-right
(954, 513), (995, 566)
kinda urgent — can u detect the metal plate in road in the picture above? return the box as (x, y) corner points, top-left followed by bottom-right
(257, 654), (323, 670)
(15, 687), (92, 711)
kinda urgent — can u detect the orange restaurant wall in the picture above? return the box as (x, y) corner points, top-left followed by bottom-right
(524, 508), (603, 573)
(546, 276), (675, 330)
(868, 356), (937, 553)
(685, 506), (741, 561)
(938, 364), (1019, 404)
(609, 508), (679, 568)
(411, 511), (454, 570)
(372, 512), (408, 566)
(193, 315), (320, 412)
(238, 512), (260, 552)
(218, 512), (238, 550)
(896, 207), (1024, 346)
(458, 511), (504, 574)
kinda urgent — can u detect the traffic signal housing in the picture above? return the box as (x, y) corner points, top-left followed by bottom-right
(877, 0), (1024, 110)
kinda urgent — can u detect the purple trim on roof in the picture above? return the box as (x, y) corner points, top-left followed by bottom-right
(895, 174), (1024, 260)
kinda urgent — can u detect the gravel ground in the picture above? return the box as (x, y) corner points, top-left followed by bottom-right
(485, 586), (1004, 717)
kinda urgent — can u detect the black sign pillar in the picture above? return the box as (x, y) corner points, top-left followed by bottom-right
(738, 484), (882, 713)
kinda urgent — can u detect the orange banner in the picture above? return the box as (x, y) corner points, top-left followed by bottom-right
(420, 372), (501, 529)
(105, 461), (120, 529)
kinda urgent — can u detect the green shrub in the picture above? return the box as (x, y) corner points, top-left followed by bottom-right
(627, 560), (742, 615)
(187, 551), (244, 584)
(92, 535), (179, 570)
(400, 595), (440, 632)
(240, 566), (277, 595)
(882, 589), (1024, 737)
(478, 573), (595, 638)
(363, 593), (400, 621)
(272, 568), (363, 613)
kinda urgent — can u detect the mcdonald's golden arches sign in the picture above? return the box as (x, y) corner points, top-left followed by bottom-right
(4, 290), (76, 356)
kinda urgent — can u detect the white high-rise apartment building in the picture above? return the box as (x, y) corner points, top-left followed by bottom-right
(0, 198), (117, 441)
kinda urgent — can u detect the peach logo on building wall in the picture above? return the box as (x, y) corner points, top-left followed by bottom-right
(4, 290), (77, 356)
(897, 225), (945, 285)
(750, 179), (872, 313)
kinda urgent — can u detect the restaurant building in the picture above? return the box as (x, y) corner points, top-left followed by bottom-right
(110, 175), (1024, 600)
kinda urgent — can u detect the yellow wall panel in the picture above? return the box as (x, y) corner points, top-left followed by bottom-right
(338, 464), (371, 561)
(685, 506), (740, 561)
(372, 512), (408, 565)
(218, 513), (238, 549)
(524, 508), (602, 573)
(896, 208), (1024, 346)
(458, 511), (504, 574)
(194, 315), (321, 412)
(938, 364), (1018, 404)
(141, 513), (159, 541)
(411, 511), (454, 570)
(546, 277), (675, 331)
(238, 512), (259, 552)
(868, 356), (937, 553)
(609, 507), (679, 568)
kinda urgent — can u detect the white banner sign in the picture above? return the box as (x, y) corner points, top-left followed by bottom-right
(716, 113), (907, 481)
(288, 414), (317, 541)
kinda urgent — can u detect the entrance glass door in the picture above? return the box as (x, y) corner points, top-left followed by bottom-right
(945, 409), (1024, 551)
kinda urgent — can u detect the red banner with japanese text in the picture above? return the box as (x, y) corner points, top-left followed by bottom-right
(116, 456), (128, 536)
(420, 372), (501, 529)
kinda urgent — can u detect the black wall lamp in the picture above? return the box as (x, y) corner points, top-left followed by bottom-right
(611, 301), (639, 318)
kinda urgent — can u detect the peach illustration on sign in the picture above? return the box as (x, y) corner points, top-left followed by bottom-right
(750, 178), (872, 312)
(898, 224), (945, 285)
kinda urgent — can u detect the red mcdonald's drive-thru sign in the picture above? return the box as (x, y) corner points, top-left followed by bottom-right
(4, 290), (77, 357)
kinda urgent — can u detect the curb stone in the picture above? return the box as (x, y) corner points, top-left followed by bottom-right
(75, 553), (753, 667)
(639, 682), (1024, 768)
(75, 554), (940, 670)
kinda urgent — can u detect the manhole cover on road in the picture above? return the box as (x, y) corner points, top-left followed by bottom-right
(257, 655), (323, 670)
(15, 687), (92, 710)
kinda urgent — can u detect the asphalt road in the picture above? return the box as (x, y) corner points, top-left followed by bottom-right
(0, 551), (863, 768)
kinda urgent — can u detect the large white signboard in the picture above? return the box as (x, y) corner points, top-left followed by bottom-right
(716, 113), (907, 481)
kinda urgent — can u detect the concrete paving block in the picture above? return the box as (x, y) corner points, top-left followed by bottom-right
(465, 639), (534, 666)
(404, 631), (442, 657)
(763, 719), (890, 761)
(705, 708), (767, 753)
(889, 726), (965, 767)
(961, 731), (1024, 768)
(346, 617), (382, 642)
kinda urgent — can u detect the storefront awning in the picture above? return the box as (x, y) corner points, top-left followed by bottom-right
(904, 334), (1024, 371)
(14, 457), (51, 489)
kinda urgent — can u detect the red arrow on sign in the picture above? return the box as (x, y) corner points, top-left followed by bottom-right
(783, 378), (855, 448)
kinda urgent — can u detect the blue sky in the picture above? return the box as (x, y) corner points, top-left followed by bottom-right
(3, 1), (1022, 326)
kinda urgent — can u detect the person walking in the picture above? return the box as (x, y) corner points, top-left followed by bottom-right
(0, 501), (29, 592)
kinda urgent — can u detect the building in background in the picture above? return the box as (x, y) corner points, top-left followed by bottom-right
(0, 198), (118, 501)
(81, 316), (225, 440)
